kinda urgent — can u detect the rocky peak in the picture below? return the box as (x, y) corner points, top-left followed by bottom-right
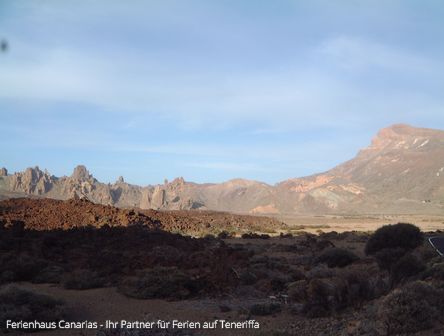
(0, 167), (7, 177)
(71, 165), (91, 181)
(151, 185), (166, 209)
(366, 124), (443, 153)
(371, 124), (409, 147)
(7, 166), (53, 195)
(171, 177), (185, 186)
(24, 166), (44, 182)
(117, 176), (125, 183)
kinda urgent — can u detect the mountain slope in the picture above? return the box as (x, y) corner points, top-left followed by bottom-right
(1, 124), (443, 214)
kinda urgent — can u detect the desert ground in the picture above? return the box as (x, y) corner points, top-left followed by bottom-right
(1, 199), (444, 336)
(275, 214), (444, 234)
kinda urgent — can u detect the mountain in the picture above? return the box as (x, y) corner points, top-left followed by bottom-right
(1, 124), (443, 214)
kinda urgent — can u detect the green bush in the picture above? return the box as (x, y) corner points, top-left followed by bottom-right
(365, 223), (423, 255)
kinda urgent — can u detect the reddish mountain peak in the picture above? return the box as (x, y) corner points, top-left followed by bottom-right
(367, 124), (443, 151)
(375, 124), (414, 140)
(377, 124), (443, 139)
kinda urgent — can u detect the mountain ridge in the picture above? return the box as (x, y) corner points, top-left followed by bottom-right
(1, 124), (443, 215)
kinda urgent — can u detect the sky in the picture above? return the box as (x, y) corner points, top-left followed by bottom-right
(0, 0), (443, 185)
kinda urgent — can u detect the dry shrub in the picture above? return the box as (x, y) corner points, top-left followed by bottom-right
(338, 264), (388, 306)
(0, 285), (65, 331)
(287, 280), (308, 302)
(240, 264), (291, 293)
(422, 262), (444, 281)
(307, 264), (335, 279)
(217, 231), (234, 239)
(415, 243), (438, 263)
(239, 269), (259, 285)
(302, 278), (337, 317)
(365, 223), (423, 255)
(250, 302), (281, 316)
(288, 267), (306, 281)
(32, 265), (64, 284)
(379, 281), (443, 334)
(390, 253), (425, 285)
(241, 233), (270, 239)
(149, 245), (182, 265)
(373, 247), (406, 270)
(315, 248), (359, 268)
(315, 240), (335, 250)
(118, 267), (199, 300)
(301, 264), (387, 317)
(61, 269), (104, 289)
(0, 253), (47, 283)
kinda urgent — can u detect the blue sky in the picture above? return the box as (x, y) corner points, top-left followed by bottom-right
(0, 1), (443, 185)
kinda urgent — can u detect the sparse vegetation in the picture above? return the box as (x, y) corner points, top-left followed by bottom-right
(0, 253), (47, 283)
(33, 265), (64, 284)
(297, 263), (388, 318)
(250, 302), (281, 316)
(315, 248), (359, 268)
(1, 198), (444, 335)
(373, 247), (407, 270)
(217, 230), (234, 239)
(422, 262), (444, 281)
(0, 285), (65, 331)
(379, 281), (443, 334)
(118, 267), (200, 300)
(241, 232), (271, 239)
(61, 269), (104, 289)
(390, 253), (425, 285)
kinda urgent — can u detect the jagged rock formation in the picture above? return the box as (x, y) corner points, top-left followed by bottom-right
(6, 166), (55, 195)
(0, 124), (443, 214)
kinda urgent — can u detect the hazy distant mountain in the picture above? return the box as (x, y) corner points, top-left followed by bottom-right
(1, 124), (443, 214)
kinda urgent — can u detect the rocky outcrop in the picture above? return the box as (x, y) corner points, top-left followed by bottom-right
(0, 168), (7, 177)
(71, 165), (92, 181)
(6, 167), (54, 195)
(151, 186), (166, 210)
